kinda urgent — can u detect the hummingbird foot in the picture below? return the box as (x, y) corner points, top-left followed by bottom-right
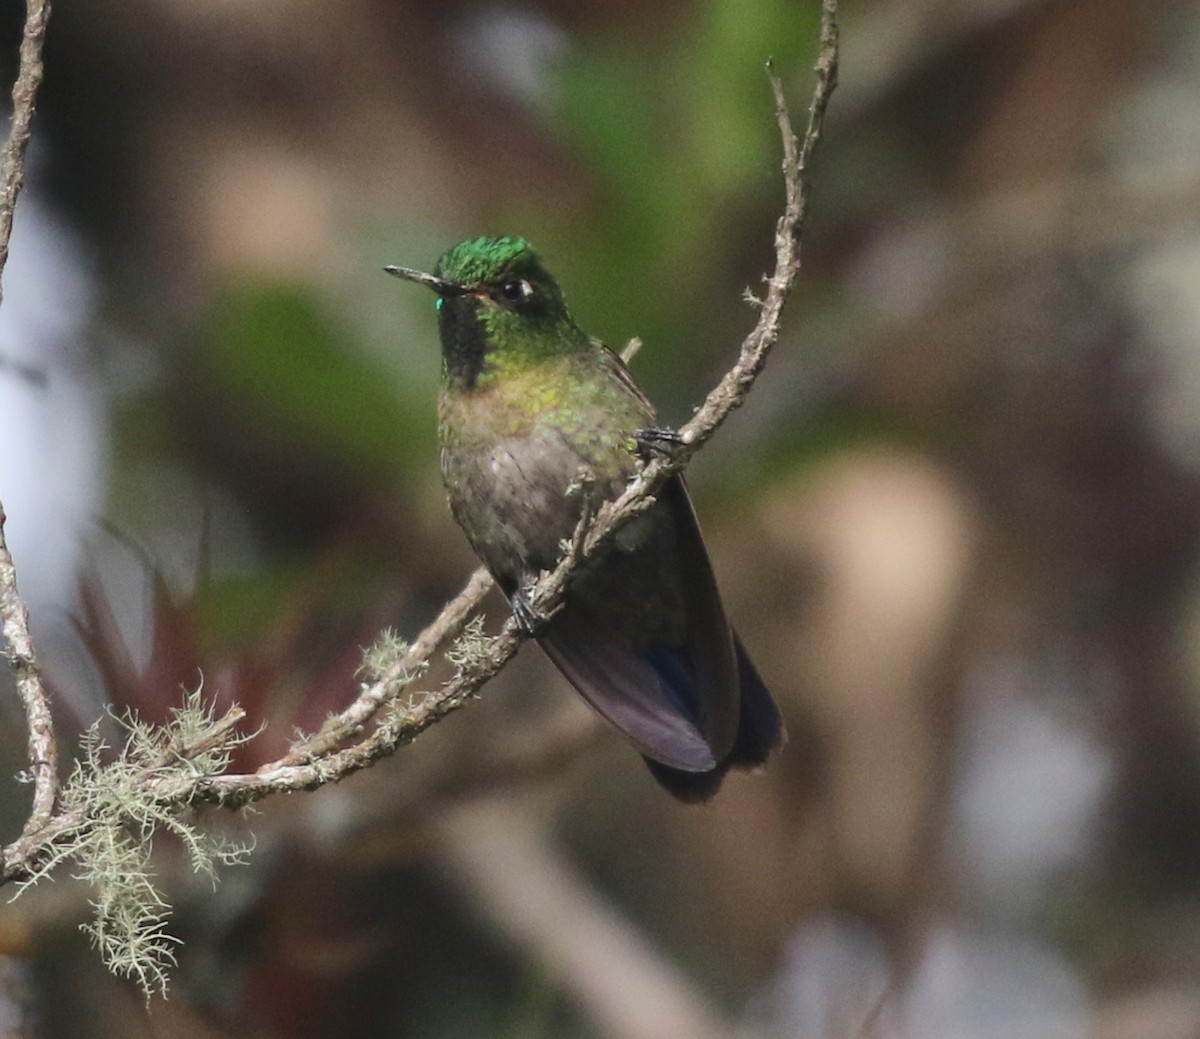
(511, 575), (550, 637)
(634, 426), (689, 461)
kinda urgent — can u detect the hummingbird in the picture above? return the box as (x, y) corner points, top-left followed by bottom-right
(387, 236), (782, 801)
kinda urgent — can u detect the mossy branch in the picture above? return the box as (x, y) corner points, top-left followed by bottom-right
(9, 688), (254, 997)
(0, 0), (840, 998)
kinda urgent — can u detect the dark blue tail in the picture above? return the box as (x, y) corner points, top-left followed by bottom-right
(643, 633), (783, 802)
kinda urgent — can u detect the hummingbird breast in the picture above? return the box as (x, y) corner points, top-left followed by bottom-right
(437, 355), (652, 591)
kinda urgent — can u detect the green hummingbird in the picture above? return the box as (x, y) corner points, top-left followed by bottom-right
(387, 236), (782, 801)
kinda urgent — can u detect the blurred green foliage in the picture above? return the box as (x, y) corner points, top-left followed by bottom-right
(205, 281), (431, 482)
(519, 0), (822, 403)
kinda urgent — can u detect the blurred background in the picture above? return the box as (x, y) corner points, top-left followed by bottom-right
(0, 0), (1197, 1035)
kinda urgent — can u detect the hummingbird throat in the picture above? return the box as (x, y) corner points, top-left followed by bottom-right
(438, 294), (493, 389)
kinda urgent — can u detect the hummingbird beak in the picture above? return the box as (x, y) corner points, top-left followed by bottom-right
(385, 265), (468, 297)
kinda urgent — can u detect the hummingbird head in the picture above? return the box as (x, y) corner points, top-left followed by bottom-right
(388, 236), (585, 389)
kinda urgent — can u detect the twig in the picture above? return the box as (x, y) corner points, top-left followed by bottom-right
(0, 0), (57, 839)
(671, 20), (838, 458)
(1, 0), (840, 872)
(0, 0), (48, 299)
(0, 520), (55, 834)
(273, 566), (495, 768)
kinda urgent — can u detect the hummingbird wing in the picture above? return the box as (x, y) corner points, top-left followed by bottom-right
(600, 341), (654, 407)
(535, 476), (742, 772)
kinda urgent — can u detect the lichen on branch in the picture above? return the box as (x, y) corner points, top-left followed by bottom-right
(12, 689), (254, 998)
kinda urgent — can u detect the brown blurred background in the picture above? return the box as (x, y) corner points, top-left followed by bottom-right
(1, 0), (1199, 1035)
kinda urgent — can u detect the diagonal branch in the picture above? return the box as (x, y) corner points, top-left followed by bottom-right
(0, 0), (57, 840)
(1, 0), (840, 874)
(197, 0), (842, 811)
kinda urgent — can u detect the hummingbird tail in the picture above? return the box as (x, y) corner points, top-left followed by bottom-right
(643, 633), (784, 803)
(728, 631), (786, 768)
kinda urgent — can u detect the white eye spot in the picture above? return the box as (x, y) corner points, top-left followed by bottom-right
(499, 279), (533, 304)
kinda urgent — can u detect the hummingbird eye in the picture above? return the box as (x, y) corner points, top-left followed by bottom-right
(497, 279), (534, 305)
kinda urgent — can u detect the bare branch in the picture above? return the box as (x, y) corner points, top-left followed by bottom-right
(0, 0), (49, 299)
(0, 520), (55, 833)
(0, 0), (57, 840)
(439, 801), (758, 1039)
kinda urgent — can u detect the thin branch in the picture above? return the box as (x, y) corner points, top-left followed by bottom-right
(439, 801), (759, 1039)
(0, 527), (56, 832)
(670, 27), (838, 457)
(274, 565), (495, 769)
(0, 0), (57, 839)
(1, 0), (840, 875)
(198, 0), (841, 810)
(0, 0), (50, 299)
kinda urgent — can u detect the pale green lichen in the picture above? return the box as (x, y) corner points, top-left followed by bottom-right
(13, 685), (253, 999)
(444, 614), (492, 674)
(356, 627), (414, 684)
